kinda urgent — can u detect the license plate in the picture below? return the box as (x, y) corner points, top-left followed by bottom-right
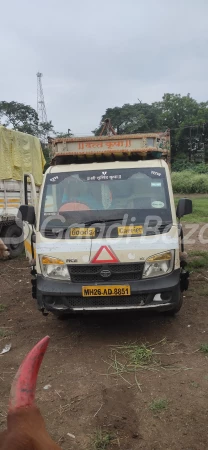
(117, 226), (143, 236)
(70, 227), (95, 238)
(82, 285), (131, 297)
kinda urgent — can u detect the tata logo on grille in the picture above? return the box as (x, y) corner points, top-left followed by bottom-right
(100, 269), (111, 278)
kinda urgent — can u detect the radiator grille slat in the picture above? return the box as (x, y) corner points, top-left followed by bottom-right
(68, 262), (144, 283)
(47, 294), (149, 308)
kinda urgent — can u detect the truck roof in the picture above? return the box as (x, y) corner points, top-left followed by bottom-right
(47, 158), (168, 174)
(49, 131), (170, 166)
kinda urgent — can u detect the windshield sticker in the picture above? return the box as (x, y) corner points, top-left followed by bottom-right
(151, 182), (162, 187)
(151, 171), (161, 177)
(87, 173), (122, 181)
(118, 225), (143, 236)
(50, 176), (59, 182)
(70, 228), (96, 238)
(152, 201), (165, 208)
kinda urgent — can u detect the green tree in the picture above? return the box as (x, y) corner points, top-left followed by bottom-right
(93, 102), (161, 135)
(55, 129), (73, 138)
(154, 94), (208, 161)
(0, 101), (55, 141)
(38, 120), (54, 140)
(154, 93), (208, 130)
(0, 101), (39, 135)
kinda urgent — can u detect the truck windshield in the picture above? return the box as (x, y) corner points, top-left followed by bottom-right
(40, 167), (172, 230)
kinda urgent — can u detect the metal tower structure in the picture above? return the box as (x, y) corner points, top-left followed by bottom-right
(37, 72), (48, 141)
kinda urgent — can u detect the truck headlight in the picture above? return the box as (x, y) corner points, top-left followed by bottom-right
(41, 256), (70, 281)
(143, 251), (174, 279)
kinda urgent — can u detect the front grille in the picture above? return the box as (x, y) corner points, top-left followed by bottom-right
(46, 294), (149, 308)
(68, 263), (144, 283)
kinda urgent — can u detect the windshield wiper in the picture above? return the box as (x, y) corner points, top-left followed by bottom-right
(83, 218), (123, 226)
(41, 227), (66, 236)
(42, 219), (123, 236)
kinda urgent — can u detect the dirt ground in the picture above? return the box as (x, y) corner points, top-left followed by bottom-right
(0, 225), (208, 450)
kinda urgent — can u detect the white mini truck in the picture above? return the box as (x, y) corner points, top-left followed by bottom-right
(19, 132), (192, 317)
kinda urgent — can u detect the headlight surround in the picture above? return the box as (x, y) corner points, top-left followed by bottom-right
(41, 256), (70, 280)
(143, 251), (174, 279)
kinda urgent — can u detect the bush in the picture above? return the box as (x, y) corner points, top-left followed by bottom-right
(172, 160), (208, 174)
(193, 163), (208, 174)
(172, 171), (208, 193)
(172, 159), (194, 172)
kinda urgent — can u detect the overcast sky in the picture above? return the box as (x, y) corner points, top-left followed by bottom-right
(1, 0), (208, 135)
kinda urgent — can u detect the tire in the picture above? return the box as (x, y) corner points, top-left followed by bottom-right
(164, 293), (183, 316)
(2, 224), (24, 258)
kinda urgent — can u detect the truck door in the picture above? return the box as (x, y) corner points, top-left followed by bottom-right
(22, 173), (38, 262)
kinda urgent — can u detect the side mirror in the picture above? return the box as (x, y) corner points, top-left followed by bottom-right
(176, 198), (192, 219)
(18, 205), (36, 225)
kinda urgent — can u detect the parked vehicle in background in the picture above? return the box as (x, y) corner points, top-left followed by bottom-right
(0, 126), (45, 257)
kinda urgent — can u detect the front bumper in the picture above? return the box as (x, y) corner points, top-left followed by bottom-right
(36, 269), (181, 313)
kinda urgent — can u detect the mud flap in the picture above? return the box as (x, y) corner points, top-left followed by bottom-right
(178, 224), (184, 253)
(31, 269), (48, 316)
(180, 269), (189, 292)
(31, 267), (37, 299)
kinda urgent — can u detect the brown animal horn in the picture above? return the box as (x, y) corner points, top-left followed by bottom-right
(9, 336), (50, 411)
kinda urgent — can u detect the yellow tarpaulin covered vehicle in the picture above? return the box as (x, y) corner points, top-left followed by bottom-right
(0, 126), (45, 257)
(0, 126), (45, 185)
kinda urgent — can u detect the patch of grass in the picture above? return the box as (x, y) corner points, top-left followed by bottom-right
(105, 339), (190, 390)
(174, 196), (208, 223)
(0, 328), (13, 338)
(107, 343), (158, 378)
(104, 343), (161, 392)
(0, 329), (7, 337)
(195, 285), (208, 297)
(0, 304), (7, 313)
(91, 429), (113, 450)
(149, 398), (168, 413)
(188, 251), (208, 271)
(191, 382), (199, 388)
(122, 344), (154, 366)
(200, 344), (208, 354)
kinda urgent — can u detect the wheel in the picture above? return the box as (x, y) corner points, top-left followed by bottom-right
(164, 293), (183, 316)
(2, 224), (24, 258)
